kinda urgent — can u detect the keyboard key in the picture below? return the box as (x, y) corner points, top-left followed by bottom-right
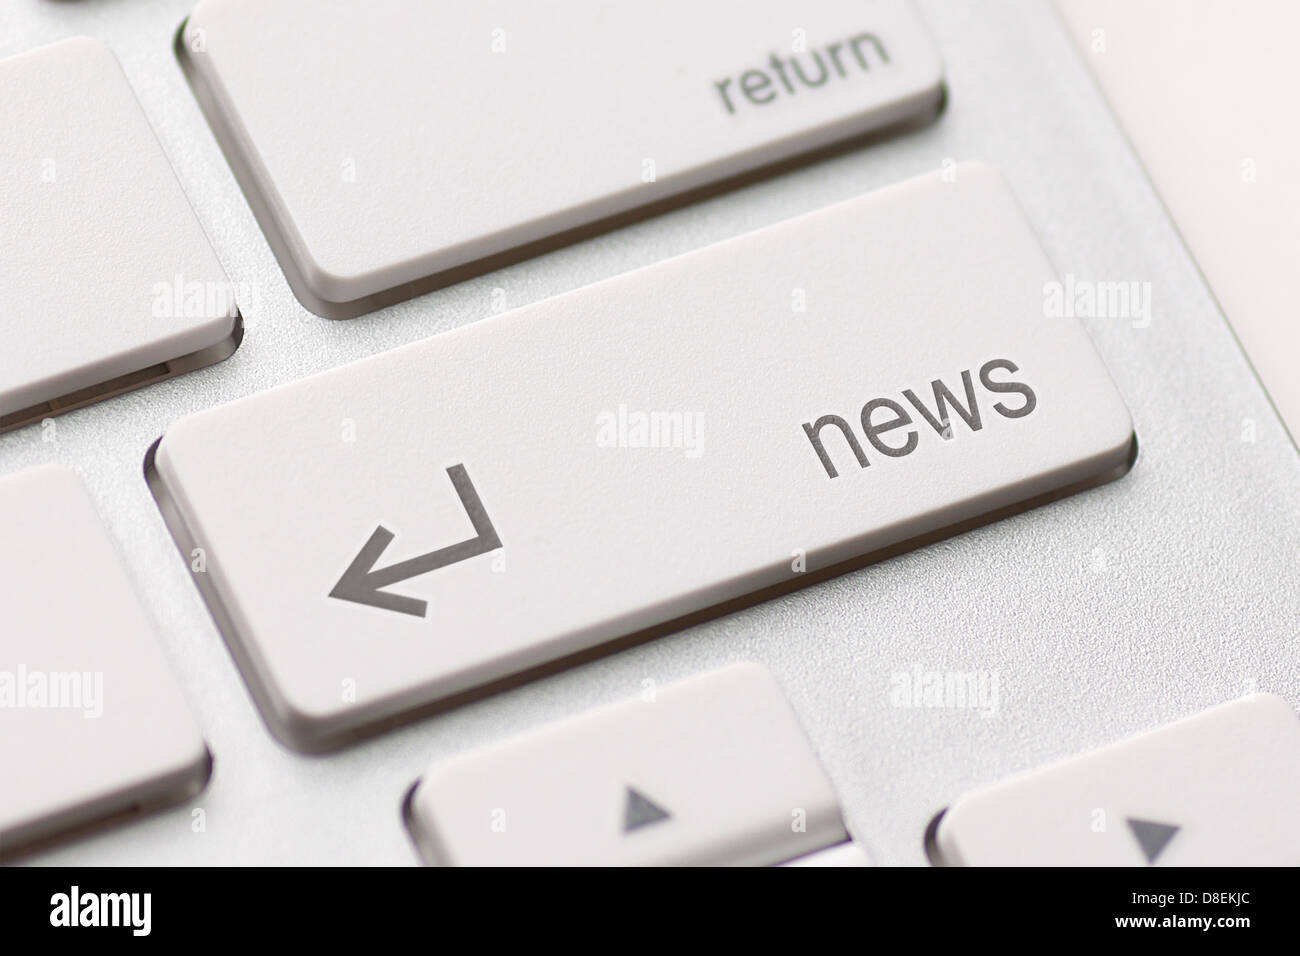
(933, 694), (1300, 866)
(403, 663), (845, 866)
(1059, 1), (1300, 445)
(178, 0), (944, 316)
(0, 37), (241, 434)
(781, 842), (872, 867)
(0, 466), (211, 857)
(148, 163), (1135, 751)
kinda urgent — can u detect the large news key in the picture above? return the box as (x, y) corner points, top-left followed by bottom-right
(148, 163), (1135, 751)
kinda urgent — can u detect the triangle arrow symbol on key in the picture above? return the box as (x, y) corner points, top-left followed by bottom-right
(1126, 817), (1180, 864)
(623, 786), (671, 833)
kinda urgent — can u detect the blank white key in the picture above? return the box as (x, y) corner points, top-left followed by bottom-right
(1058, 0), (1300, 445)
(781, 842), (872, 867)
(0, 466), (210, 857)
(149, 163), (1134, 751)
(935, 694), (1300, 866)
(178, 0), (944, 316)
(404, 663), (845, 866)
(0, 38), (241, 433)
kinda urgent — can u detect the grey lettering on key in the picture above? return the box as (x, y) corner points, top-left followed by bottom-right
(802, 358), (1038, 479)
(715, 32), (890, 114)
(329, 464), (502, 617)
(861, 397), (918, 458)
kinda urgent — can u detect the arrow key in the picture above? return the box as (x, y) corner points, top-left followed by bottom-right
(933, 694), (1300, 865)
(403, 663), (847, 866)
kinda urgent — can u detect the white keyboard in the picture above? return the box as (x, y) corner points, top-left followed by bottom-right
(2, 0), (1298, 869)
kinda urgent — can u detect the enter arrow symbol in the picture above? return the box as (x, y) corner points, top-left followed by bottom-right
(328, 464), (501, 618)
